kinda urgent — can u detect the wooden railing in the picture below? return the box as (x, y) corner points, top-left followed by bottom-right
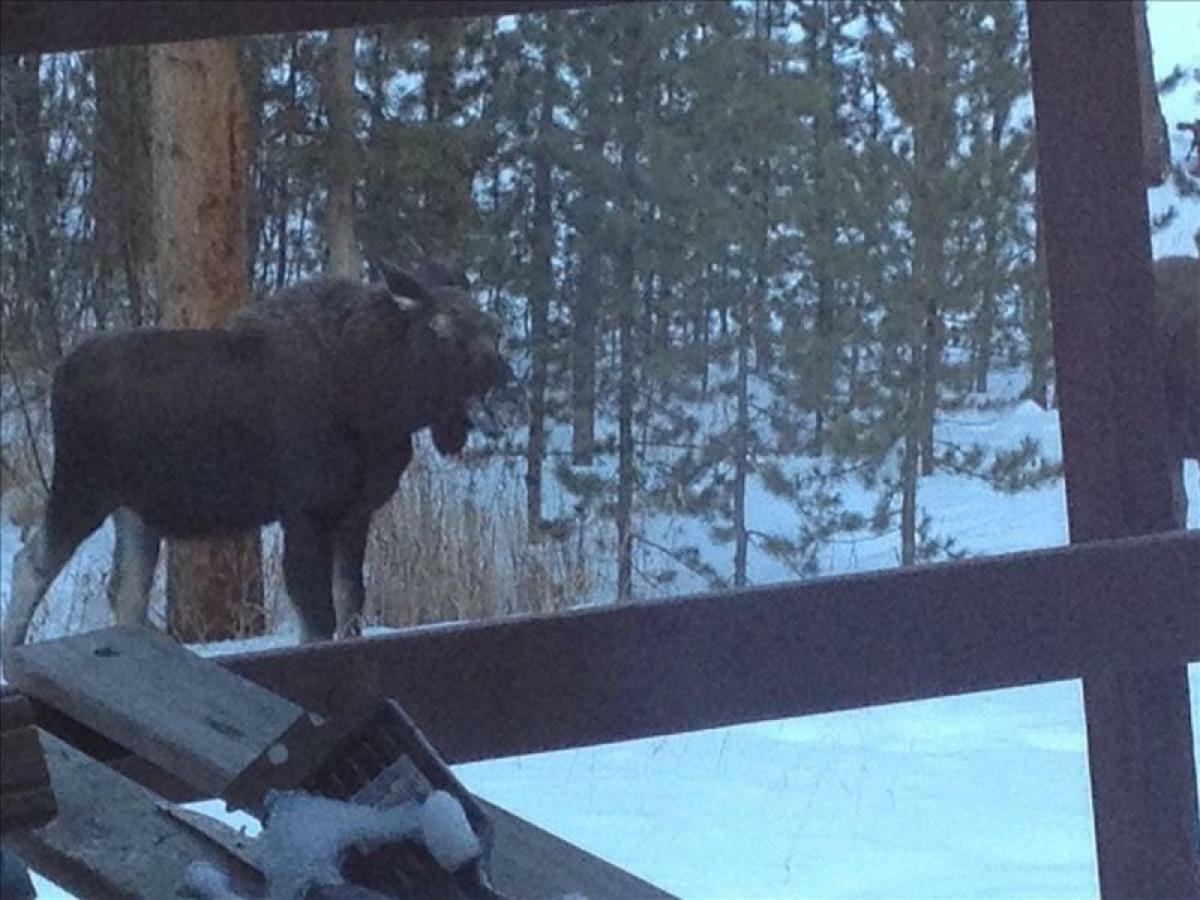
(215, 531), (1199, 764)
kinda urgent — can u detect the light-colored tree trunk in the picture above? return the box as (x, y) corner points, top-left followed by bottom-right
(149, 39), (264, 642)
(325, 29), (361, 280)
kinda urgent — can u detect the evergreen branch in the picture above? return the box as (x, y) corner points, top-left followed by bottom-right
(634, 531), (730, 590)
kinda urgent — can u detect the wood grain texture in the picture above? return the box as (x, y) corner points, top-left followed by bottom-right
(0, 1), (617, 56)
(219, 531), (1200, 763)
(5, 626), (305, 795)
(5, 733), (262, 900)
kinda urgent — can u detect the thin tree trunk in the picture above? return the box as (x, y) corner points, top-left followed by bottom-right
(616, 250), (636, 602)
(149, 38), (264, 642)
(11, 54), (60, 364)
(571, 237), (599, 466)
(94, 47), (154, 328)
(901, 354), (921, 566)
(615, 18), (643, 603)
(325, 29), (361, 279)
(920, 295), (941, 476)
(971, 82), (1013, 393)
(422, 19), (470, 258)
(1028, 164), (1052, 409)
(526, 42), (557, 534)
(571, 75), (604, 466)
(808, 0), (837, 456)
(734, 285), (752, 587)
(911, 3), (949, 478)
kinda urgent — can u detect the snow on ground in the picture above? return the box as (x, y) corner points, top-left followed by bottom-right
(6, 393), (1198, 899)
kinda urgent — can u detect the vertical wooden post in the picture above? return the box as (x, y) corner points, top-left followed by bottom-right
(1027, 4), (1200, 897)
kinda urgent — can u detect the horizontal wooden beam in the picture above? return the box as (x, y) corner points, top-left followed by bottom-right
(0, 1), (615, 57)
(5, 625), (310, 798)
(211, 531), (1199, 764)
(5, 732), (263, 899)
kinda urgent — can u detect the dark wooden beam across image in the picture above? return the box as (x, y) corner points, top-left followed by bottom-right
(1028, 2), (1200, 896)
(0, 1), (614, 56)
(201, 532), (1199, 764)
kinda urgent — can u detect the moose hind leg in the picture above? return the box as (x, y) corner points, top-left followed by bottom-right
(107, 507), (162, 628)
(332, 514), (371, 640)
(282, 515), (336, 643)
(3, 495), (109, 650)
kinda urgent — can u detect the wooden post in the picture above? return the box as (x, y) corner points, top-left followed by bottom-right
(1028, 3), (1200, 897)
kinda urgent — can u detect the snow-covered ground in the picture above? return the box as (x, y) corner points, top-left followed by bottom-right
(4, 392), (1197, 899)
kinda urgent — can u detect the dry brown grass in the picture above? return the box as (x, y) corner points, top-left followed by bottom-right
(360, 450), (595, 628)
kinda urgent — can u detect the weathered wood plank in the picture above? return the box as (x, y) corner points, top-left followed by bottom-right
(1028, 3), (1200, 897)
(5, 625), (307, 796)
(219, 530), (1199, 764)
(4, 632), (676, 897)
(0, 1), (616, 56)
(5, 732), (262, 900)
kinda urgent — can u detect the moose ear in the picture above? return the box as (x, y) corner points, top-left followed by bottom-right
(379, 259), (438, 314)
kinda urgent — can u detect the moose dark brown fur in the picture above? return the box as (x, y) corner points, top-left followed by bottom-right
(1155, 255), (1200, 523)
(3, 262), (516, 648)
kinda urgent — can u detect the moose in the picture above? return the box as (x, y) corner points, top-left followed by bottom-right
(2, 261), (518, 649)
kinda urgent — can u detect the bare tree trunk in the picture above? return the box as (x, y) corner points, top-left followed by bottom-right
(526, 43), (557, 535)
(910, 3), (950, 477)
(571, 116), (603, 466)
(10, 54), (60, 365)
(615, 18), (643, 603)
(274, 39), (300, 291)
(422, 19), (471, 259)
(616, 250), (636, 602)
(93, 47), (154, 328)
(733, 285), (751, 586)
(325, 29), (361, 279)
(571, 244), (598, 466)
(149, 39), (264, 642)
(807, 0), (837, 456)
(901, 359), (921, 567)
(971, 97), (1012, 394)
(1028, 164), (1053, 409)
(919, 292), (942, 476)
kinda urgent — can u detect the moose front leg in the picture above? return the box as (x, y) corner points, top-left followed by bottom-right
(282, 514), (336, 642)
(332, 513), (371, 640)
